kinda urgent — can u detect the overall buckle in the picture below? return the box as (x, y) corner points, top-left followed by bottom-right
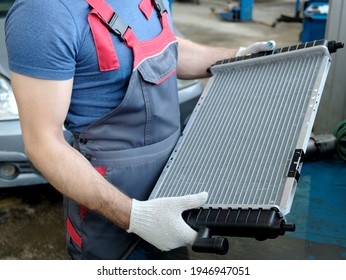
(153, 0), (167, 17)
(107, 12), (129, 42)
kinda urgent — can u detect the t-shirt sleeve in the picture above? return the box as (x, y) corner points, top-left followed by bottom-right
(5, 0), (78, 80)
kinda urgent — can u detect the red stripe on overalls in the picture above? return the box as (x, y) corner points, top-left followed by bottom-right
(79, 166), (107, 220)
(66, 217), (82, 248)
(94, 166), (107, 176)
(86, 0), (177, 71)
(155, 68), (177, 85)
(66, 166), (107, 248)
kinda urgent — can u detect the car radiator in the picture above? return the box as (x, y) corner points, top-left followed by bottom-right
(150, 40), (344, 254)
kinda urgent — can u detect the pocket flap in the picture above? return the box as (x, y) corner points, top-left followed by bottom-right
(137, 47), (177, 85)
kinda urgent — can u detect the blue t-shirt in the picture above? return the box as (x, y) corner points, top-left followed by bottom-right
(5, 0), (172, 133)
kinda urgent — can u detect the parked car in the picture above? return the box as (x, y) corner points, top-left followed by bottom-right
(0, 1), (203, 187)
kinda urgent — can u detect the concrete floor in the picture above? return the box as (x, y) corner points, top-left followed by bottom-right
(172, 0), (303, 91)
(172, 0), (302, 48)
(167, 0), (346, 260)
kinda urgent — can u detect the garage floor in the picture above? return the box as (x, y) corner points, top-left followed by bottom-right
(172, 0), (303, 49)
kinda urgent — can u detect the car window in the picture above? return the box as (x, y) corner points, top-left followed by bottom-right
(0, 0), (14, 17)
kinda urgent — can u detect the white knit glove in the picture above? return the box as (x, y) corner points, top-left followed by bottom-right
(236, 40), (276, 57)
(127, 192), (208, 251)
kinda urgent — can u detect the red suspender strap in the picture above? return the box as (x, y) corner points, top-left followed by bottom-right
(85, 0), (114, 20)
(86, 0), (122, 71)
(139, 0), (155, 19)
(88, 12), (120, 71)
(85, 0), (174, 71)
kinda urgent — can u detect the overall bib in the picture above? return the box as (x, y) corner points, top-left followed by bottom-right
(64, 0), (181, 259)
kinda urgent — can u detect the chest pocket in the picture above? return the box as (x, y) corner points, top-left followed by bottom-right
(137, 44), (177, 85)
(135, 43), (180, 144)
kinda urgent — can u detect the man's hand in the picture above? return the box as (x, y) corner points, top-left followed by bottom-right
(236, 40), (276, 57)
(128, 192), (208, 251)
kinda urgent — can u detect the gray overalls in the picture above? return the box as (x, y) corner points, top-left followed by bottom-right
(64, 0), (180, 259)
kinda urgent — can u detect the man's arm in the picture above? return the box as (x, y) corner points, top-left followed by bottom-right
(176, 37), (275, 79)
(11, 72), (207, 251)
(11, 72), (132, 229)
(176, 37), (237, 79)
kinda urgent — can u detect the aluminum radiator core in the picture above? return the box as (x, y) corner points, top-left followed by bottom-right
(149, 40), (342, 254)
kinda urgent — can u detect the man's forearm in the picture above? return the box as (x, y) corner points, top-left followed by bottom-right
(25, 134), (132, 229)
(10, 72), (131, 230)
(176, 37), (238, 79)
